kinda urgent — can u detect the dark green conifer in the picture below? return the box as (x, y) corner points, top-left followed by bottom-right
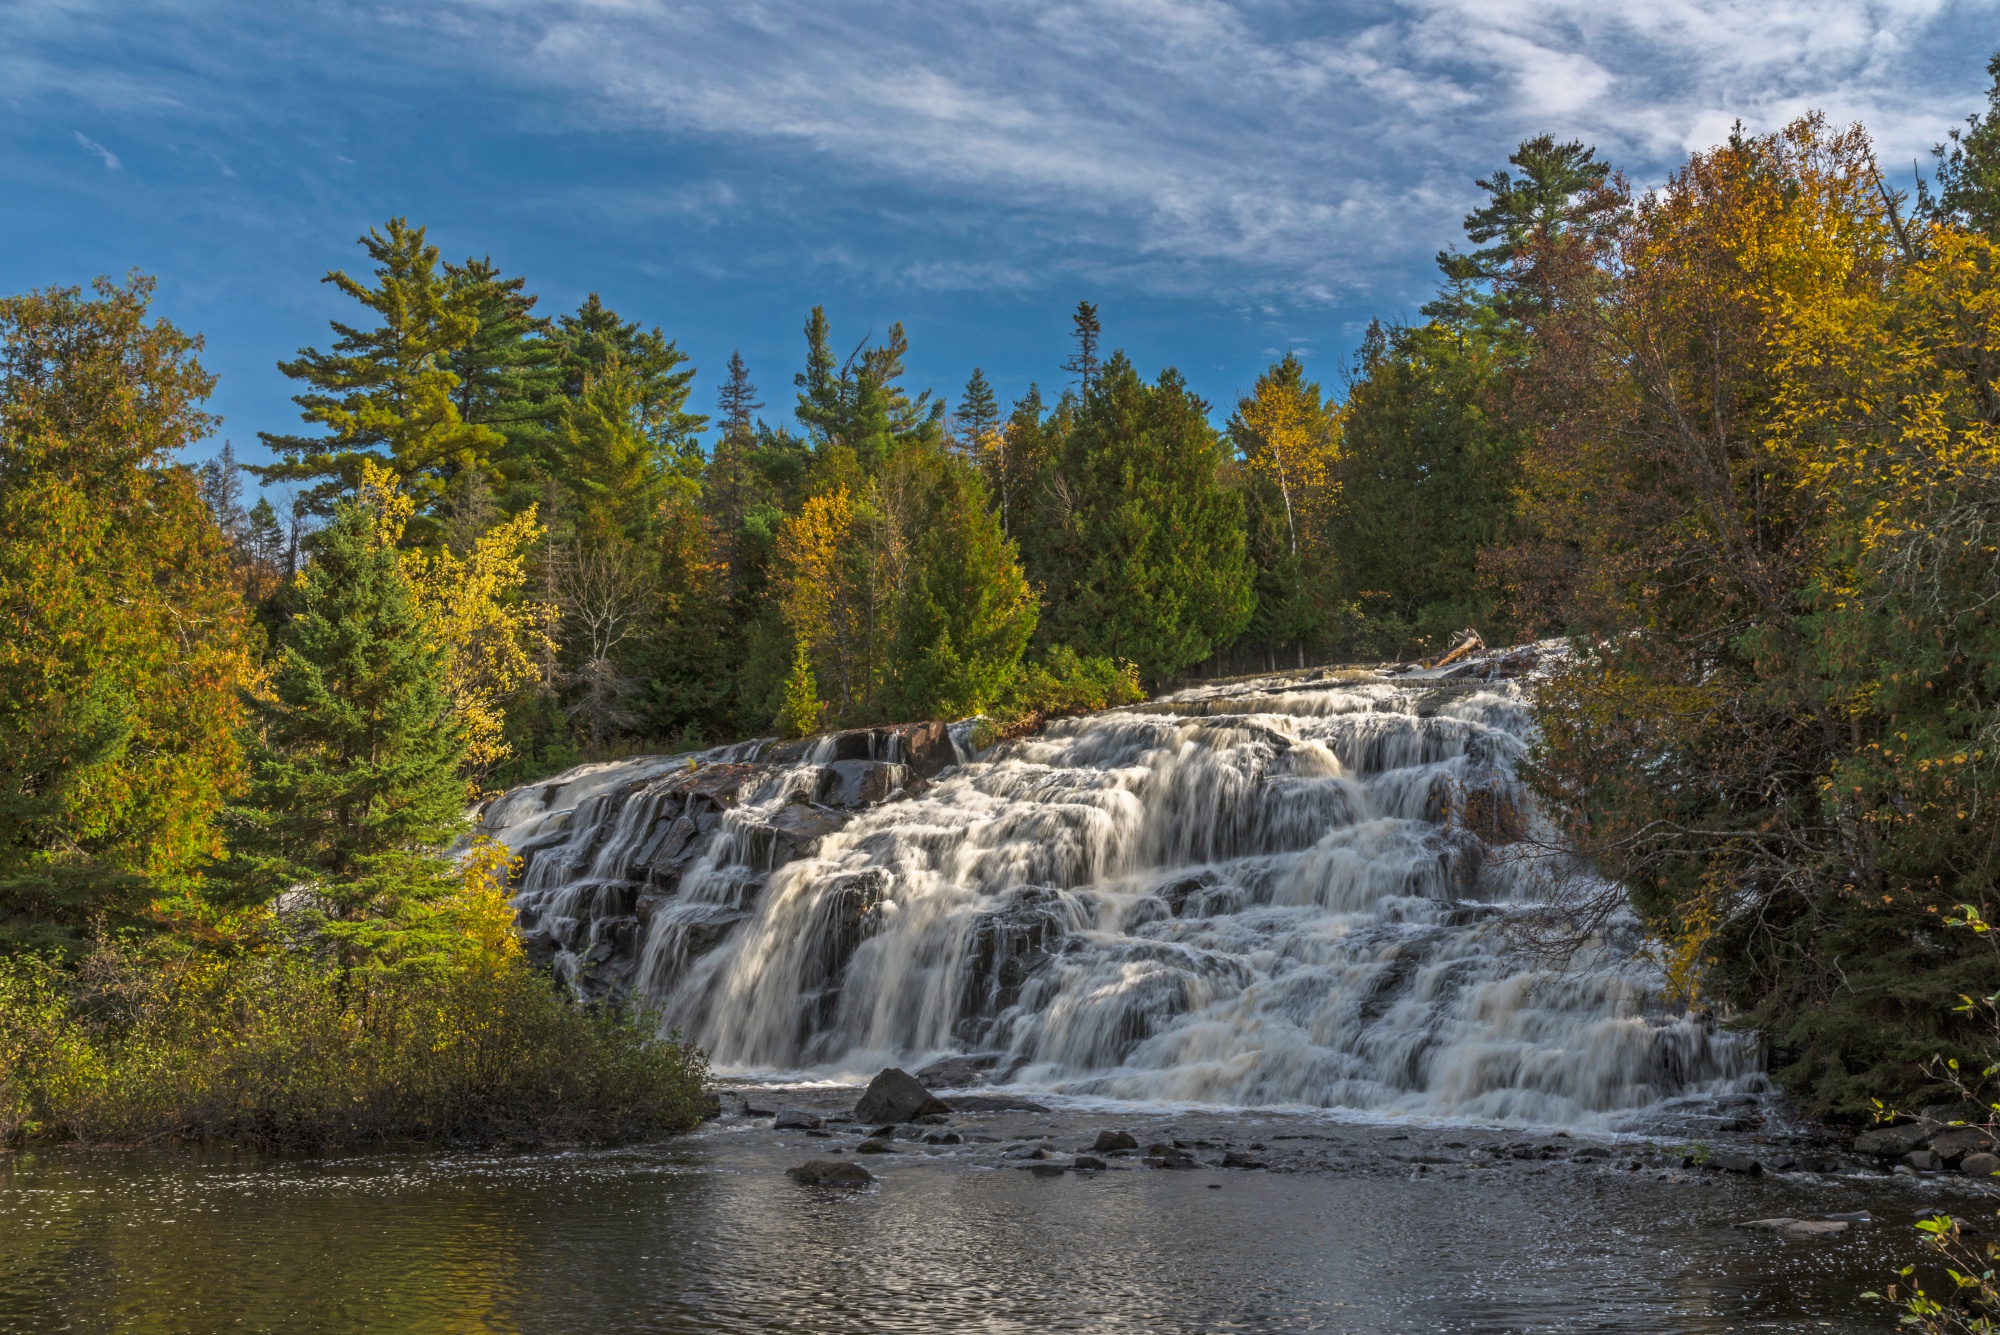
(1060, 301), (1101, 389)
(257, 219), (501, 527)
(1038, 354), (1252, 681)
(553, 295), (707, 455)
(888, 454), (1037, 719)
(225, 499), (467, 907)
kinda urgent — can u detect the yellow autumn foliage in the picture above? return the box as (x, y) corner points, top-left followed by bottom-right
(356, 460), (554, 784)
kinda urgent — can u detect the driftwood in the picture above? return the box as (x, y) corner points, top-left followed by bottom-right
(1429, 629), (1485, 670)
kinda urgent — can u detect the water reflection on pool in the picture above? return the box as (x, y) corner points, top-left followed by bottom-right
(0, 1115), (1931, 1334)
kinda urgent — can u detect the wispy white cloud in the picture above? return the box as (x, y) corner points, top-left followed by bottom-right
(408, 0), (1997, 302)
(72, 129), (119, 169)
(8, 0), (1998, 314)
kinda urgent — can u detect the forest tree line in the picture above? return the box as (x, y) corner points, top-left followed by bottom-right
(7, 57), (2000, 1126)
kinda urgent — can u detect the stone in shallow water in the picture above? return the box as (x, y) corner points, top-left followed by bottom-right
(787, 1159), (875, 1187)
(855, 1138), (897, 1154)
(1961, 1152), (2000, 1177)
(773, 1108), (823, 1130)
(1073, 1156), (1108, 1171)
(1708, 1151), (1762, 1175)
(915, 1054), (1005, 1088)
(852, 1068), (951, 1124)
(948, 1094), (1051, 1114)
(1734, 1218), (1849, 1238)
(1093, 1129), (1139, 1152)
(1853, 1121), (1938, 1157)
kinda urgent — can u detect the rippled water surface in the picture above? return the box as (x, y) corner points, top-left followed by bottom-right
(0, 1102), (1939, 1334)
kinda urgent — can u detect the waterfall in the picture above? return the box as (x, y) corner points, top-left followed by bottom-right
(486, 663), (1760, 1127)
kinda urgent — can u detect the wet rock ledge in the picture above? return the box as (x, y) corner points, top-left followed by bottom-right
(497, 722), (958, 1000)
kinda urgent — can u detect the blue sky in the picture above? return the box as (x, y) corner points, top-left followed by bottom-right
(6, 0), (1999, 467)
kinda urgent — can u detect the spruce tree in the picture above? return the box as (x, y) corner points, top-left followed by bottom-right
(955, 367), (999, 450)
(717, 350), (762, 438)
(226, 498), (467, 906)
(1060, 301), (1102, 389)
(887, 453), (1037, 719)
(1039, 353), (1252, 682)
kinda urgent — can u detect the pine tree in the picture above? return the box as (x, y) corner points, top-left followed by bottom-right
(1039, 353), (1253, 681)
(257, 219), (502, 528)
(553, 359), (695, 545)
(225, 498), (468, 904)
(792, 309), (944, 472)
(1060, 301), (1102, 389)
(1927, 51), (2000, 236)
(442, 256), (560, 502)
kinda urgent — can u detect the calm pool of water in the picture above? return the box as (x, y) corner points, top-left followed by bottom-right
(0, 1099), (1960, 1333)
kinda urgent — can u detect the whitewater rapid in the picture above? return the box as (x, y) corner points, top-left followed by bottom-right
(486, 666), (1760, 1128)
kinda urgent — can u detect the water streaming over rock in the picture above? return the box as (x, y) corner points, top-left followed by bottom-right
(486, 660), (1760, 1127)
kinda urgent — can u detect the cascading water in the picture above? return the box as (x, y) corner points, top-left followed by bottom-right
(486, 658), (1761, 1128)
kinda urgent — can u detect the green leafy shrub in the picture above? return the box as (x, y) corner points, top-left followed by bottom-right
(0, 924), (709, 1151)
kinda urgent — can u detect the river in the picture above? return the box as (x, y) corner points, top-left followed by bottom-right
(0, 1094), (1963, 1333)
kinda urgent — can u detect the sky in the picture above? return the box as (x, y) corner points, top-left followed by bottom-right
(6, 0), (2000, 467)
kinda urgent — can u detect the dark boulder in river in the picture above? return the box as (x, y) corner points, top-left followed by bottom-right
(853, 1068), (951, 1124)
(786, 1159), (875, 1187)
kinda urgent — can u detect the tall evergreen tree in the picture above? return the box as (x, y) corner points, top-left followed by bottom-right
(717, 350), (762, 438)
(887, 452), (1038, 719)
(226, 498), (467, 903)
(955, 367), (999, 451)
(442, 256), (560, 503)
(258, 219), (501, 527)
(791, 307), (944, 473)
(1037, 353), (1252, 681)
(553, 295), (707, 456)
(1927, 52), (2000, 237)
(553, 359), (696, 545)
(989, 384), (1047, 538)
(1060, 301), (1102, 389)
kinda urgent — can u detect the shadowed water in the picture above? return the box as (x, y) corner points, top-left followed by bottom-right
(0, 1108), (1932, 1334)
